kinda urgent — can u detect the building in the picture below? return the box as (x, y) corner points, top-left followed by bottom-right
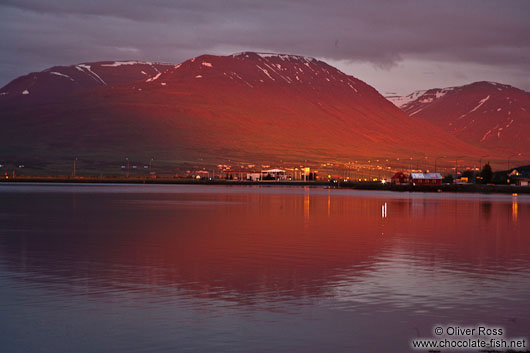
(391, 172), (409, 185)
(221, 170), (254, 180)
(261, 169), (287, 181)
(410, 172), (442, 185)
(508, 169), (530, 186)
(246, 172), (261, 181)
(289, 167), (316, 181)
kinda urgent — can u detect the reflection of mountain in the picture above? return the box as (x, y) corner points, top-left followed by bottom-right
(0, 187), (529, 305)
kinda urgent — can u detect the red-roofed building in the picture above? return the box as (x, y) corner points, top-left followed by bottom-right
(391, 172), (409, 185)
(410, 173), (442, 185)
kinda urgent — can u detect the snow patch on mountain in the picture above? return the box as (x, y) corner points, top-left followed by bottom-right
(256, 65), (275, 81)
(76, 64), (106, 85)
(480, 128), (494, 142)
(409, 108), (425, 117)
(347, 83), (358, 92)
(387, 87), (456, 108)
(145, 73), (161, 82)
(50, 72), (75, 81)
(469, 96), (490, 114)
(457, 96), (490, 120)
(101, 61), (151, 67)
(232, 52), (316, 63)
(386, 90), (426, 108)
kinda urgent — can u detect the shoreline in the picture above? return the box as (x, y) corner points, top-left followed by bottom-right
(1, 176), (529, 194)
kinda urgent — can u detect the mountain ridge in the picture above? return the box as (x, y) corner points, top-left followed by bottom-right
(0, 60), (174, 104)
(0, 52), (491, 174)
(388, 81), (530, 155)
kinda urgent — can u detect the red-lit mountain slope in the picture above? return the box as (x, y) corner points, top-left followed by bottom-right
(0, 52), (487, 172)
(391, 82), (530, 155)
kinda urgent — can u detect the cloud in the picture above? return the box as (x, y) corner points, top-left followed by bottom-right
(0, 0), (529, 91)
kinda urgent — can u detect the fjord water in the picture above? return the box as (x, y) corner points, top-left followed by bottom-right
(0, 184), (529, 353)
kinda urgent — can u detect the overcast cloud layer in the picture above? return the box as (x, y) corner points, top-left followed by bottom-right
(1, 0), (529, 94)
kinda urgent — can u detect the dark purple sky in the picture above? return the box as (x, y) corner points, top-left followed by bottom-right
(1, 0), (529, 95)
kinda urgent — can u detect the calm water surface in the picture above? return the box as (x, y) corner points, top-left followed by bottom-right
(0, 184), (529, 352)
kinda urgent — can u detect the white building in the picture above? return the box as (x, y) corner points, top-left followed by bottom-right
(261, 169), (287, 180)
(246, 172), (261, 181)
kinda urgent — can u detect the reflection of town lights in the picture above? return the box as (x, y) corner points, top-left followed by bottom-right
(513, 193), (518, 222)
(381, 202), (387, 218)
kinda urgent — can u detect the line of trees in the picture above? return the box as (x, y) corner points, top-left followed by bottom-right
(443, 162), (521, 184)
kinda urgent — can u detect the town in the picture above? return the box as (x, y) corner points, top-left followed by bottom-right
(3, 160), (529, 192)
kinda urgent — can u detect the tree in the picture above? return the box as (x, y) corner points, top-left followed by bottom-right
(480, 163), (493, 184)
(443, 174), (454, 184)
(492, 172), (508, 185)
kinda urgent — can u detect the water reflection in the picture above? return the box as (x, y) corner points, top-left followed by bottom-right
(0, 185), (529, 353)
(1, 186), (529, 303)
(513, 193), (518, 222)
(481, 200), (492, 220)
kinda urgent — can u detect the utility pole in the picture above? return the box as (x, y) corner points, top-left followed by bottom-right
(126, 157), (130, 178)
(479, 155), (489, 173)
(434, 156), (445, 173)
(73, 157), (77, 177)
(149, 157), (154, 174)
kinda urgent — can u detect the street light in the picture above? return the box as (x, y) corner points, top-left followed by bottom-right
(453, 156), (464, 177)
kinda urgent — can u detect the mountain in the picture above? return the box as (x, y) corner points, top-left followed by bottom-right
(0, 61), (173, 105)
(0, 52), (487, 174)
(389, 82), (530, 155)
(385, 90), (426, 108)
